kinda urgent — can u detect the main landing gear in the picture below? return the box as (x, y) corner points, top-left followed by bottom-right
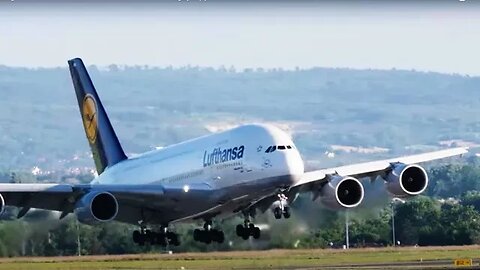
(193, 220), (225, 244)
(132, 226), (180, 247)
(236, 220), (261, 240)
(272, 193), (291, 219)
(236, 208), (261, 240)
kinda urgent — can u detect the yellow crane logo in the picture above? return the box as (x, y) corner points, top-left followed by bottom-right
(82, 94), (98, 144)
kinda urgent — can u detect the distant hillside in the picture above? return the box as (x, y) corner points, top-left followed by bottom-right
(0, 65), (478, 172)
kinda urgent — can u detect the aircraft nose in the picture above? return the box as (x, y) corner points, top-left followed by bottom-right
(284, 150), (305, 182)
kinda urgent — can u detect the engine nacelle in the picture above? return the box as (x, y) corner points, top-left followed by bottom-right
(74, 191), (118, 225)
(0, 194), (5, 216)
(318, 175), (365, 210)
(385, 163), (428, 197)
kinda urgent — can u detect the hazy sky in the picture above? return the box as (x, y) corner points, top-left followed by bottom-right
(1, 1), (479, 75)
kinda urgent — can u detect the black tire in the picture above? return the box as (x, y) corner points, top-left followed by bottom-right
(170, 234), (180, 246)
(150, 232), (158, 245)
(236, 225), (244, 237)
(138, 234), (146, 246)
(132, 230), (141, 244)
(203, 231), (212, 244)
(274, 208), (282, 219)
(166, 232), (178, 246)
(241, 230), (249, 240)
(145, 230), (153, 244)
(193, 229), (201, 241)
(252, 227), (261, 239)
(195, 230), (211, 244)
(210, 229), (224, 244)
(171, 238), (180, 246)
(166, 231), (175, 240)
(157, 235), (167, 246)
(283, 207), (291, 219)
(210, 229), (218, 242)
(216, 230), (225, 244)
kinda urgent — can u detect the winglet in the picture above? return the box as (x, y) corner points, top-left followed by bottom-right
(68, 58), (127, 174)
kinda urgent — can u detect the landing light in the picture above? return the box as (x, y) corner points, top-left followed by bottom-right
(183, 185), (190, 193)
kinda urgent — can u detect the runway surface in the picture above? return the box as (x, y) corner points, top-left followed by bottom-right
(0, 246), (478, 269)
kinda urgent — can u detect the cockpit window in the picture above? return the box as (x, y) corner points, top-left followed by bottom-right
(265, 146), (277, 153)
(266, 145), (295, 153)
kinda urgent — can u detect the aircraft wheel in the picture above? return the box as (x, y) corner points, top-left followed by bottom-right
(132, 230), (141, 244)
(211, 229), (224, 244)
(145, 230), (153, 244)
(236, 224), (250, 240)
(274, 207), (282, 219)
(149, 232), (158, 245)
(160, 235), (168, 246)
(195, 230), (211, 244)
(252, 227), (261, 239)
(168, 232), (180, 246)
(283, 207), (291, 219)
(193, 229), (201, 241)
(138, 234), (146, 246)
(216, 230), (225, 244)
(236, 224), (244, 237)
(203, 231), (212, 244)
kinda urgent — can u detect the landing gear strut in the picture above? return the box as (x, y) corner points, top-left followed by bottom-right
(193, 220), (225, 244)
(132, 225), (180, 246)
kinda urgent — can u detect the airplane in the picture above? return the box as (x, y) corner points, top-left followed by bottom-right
(0, 58), (468, 246)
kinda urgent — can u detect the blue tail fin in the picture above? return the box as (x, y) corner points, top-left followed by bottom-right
(68, 58), (127, 174)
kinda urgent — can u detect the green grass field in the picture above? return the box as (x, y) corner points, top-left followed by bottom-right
(0, 246), (478, 269)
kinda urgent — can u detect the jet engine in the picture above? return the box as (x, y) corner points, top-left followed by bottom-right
(318, 175), (364, 209)
(74, 191), (118, 225)
(385, 163), (428, 197)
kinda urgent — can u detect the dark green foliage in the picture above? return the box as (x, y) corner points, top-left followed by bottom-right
(461, 191), (480, 211)
(427, 165), (480, 198)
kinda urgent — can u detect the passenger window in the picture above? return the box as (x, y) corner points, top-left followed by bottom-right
(278, 145), (286, 150)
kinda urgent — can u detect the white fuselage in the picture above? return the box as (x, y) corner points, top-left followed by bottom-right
(93, 124), (305, 223)
(97, 124), (304, 188)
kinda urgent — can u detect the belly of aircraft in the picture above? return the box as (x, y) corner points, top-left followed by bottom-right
(114, 174), (297, 225)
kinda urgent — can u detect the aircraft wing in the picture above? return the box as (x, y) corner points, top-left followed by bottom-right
(295, 147), (468, 188)
(250, 147), (468, 214)
(0, 183), (214, 223)
(0, 184), (76, 216)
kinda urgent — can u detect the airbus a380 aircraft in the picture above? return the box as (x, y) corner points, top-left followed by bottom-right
(0, 58), (467, 246)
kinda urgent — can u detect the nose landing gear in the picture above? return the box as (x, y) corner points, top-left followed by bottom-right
(272, 193), (291, 219)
